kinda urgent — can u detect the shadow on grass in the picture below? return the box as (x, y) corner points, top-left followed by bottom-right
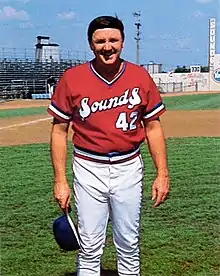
(63, 268), (118, 276)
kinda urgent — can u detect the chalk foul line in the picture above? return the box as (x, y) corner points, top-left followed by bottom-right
(0, 117), (52, 130)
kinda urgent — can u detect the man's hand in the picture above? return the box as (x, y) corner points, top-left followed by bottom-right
(54, 180), (71, 211)
(152, 175), (170, 208)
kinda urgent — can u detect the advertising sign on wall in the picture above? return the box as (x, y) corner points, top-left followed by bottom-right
(213, 68), (220, 83)
(209, 18), (216, 75)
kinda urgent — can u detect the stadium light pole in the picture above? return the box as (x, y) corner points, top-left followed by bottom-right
(133, 11), (141, 66)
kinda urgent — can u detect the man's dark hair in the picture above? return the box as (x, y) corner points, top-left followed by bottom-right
(87, 15), (125, 43)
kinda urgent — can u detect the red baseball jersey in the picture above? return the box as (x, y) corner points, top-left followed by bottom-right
(47, 61), (165, 153)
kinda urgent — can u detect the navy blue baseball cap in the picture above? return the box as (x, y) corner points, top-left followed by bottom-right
(53, 212), (80, 251)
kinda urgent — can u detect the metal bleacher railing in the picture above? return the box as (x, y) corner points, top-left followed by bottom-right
(0, 47), (90, 99)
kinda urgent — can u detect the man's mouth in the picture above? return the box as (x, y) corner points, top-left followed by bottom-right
(101, 51), (115, 57)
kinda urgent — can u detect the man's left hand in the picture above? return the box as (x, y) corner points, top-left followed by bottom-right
(152, 175), (170, 207)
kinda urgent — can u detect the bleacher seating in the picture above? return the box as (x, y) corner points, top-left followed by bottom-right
(0, 59), (86, 99)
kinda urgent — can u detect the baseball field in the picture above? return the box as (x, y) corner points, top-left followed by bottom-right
(1, 92), (220, 276)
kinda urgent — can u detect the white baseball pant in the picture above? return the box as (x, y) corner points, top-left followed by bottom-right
(72, 155), (143, 276)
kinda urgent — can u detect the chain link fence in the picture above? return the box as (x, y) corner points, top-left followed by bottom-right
(156, 82), (198, 93)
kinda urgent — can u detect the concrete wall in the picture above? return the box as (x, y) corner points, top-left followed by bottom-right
(150, 72), (209, 92)
(148, 52), (220, 93)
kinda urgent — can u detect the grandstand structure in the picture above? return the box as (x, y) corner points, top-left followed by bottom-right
(0, 36), (88, 99)
(0, 59), (85, 99)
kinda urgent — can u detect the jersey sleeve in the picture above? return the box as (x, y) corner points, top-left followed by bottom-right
(142, 71), (166, 122)
(47, 72), (73, 122)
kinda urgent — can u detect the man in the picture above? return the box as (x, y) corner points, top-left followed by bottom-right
(47, 76), (56, 99)
(48, 15), (169, 276)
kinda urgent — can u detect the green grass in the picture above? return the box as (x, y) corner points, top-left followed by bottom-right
(1, 138), (220, 276)
(0, 93), (219, 119)
(163, 93), (220, 110)
(0, 107), (47, 118)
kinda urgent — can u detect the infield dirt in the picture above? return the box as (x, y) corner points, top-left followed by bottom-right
(0, 95), (220, 146)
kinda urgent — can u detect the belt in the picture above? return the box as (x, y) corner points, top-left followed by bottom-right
(73, 145), (140, 164)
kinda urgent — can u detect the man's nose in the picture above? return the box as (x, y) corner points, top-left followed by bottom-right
(103, 42), (112, 50)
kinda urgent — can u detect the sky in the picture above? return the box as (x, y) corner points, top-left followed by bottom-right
(0, 0), (220, 71)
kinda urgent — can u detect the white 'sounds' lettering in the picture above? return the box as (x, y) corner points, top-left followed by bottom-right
(79, 88), (141, 119)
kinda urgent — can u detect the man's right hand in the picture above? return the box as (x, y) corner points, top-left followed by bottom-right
(53, 180), (71, 211)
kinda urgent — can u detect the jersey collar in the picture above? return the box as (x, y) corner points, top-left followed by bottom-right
(89, 60), (126, 86)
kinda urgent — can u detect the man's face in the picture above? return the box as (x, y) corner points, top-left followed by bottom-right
(90, 28), (124, 65)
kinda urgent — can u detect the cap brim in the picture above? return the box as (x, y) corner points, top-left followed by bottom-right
(66, 213), (80, 246)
